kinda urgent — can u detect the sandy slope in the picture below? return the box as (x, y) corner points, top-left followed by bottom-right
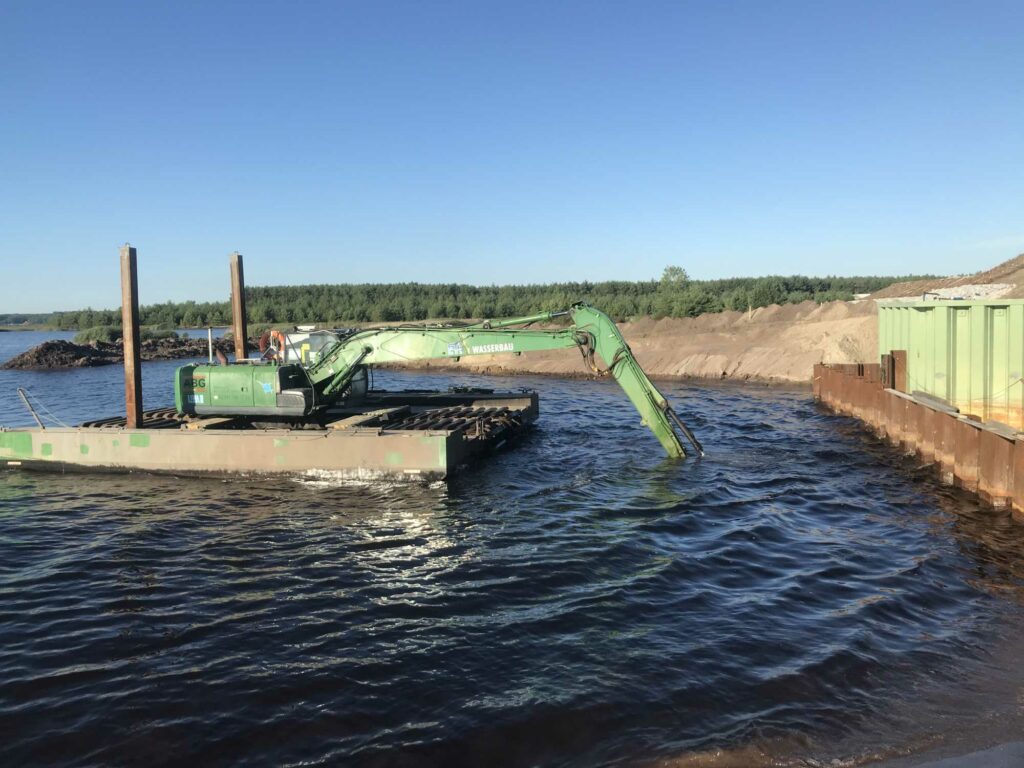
(871, 253), (1024, 299)
(403, 299), (878, 384)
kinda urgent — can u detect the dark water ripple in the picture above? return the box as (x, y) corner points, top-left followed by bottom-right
(3, 333), (1024, 766)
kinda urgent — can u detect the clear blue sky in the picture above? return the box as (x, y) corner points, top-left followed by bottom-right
(1, 1), (1022, 312)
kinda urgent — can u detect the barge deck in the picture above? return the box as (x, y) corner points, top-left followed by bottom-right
(0, 389), (538, 481)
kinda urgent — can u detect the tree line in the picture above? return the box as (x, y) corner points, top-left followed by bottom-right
(0, 312), (52, 326)
(34, 269), (925, 330)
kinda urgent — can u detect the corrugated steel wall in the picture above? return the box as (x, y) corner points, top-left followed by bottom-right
(878, 301), (1024, 429)
(815, 363), (1021, 514)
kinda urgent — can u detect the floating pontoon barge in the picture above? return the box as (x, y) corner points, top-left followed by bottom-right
(1, 391), (537, 480)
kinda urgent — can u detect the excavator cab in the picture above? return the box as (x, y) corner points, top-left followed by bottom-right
(259, 327), (353, 365)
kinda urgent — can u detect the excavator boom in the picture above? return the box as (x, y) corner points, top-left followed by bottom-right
(175, 303), (703, 458)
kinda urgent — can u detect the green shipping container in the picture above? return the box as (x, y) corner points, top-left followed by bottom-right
(878, 300), (1024, 429)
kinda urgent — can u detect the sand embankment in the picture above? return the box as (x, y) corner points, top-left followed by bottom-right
(405, 299), (878, 384)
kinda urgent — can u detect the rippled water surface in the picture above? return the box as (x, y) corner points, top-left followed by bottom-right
(3, 332), (1024, 767)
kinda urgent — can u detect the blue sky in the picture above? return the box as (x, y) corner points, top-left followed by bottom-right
(1, 1), (1022, 312)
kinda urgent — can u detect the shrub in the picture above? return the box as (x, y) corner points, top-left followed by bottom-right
(141, 327), (179, 341)
(73, 325), (121, 344)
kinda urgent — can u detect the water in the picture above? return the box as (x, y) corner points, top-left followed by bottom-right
(2, 332), (1024, 766)
(174, 327), (230, 340)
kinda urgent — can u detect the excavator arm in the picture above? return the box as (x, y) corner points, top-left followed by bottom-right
(303, 303), (702, 458)
(568, 304), (704, 458)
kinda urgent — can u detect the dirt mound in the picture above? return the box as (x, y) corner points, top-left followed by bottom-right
(2, 337), (245, 370)
(974, 253), (1024, 284)
(3, 340), (117, 369)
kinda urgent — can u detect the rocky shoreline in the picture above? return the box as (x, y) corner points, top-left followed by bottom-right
(1, 337), (249, 370)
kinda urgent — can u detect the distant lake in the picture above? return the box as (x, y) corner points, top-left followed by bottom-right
(174, 326), (230, 339)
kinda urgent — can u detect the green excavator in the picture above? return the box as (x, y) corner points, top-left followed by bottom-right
(173, 303), (703, 458)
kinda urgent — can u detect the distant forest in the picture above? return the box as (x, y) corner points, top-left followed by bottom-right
(7, 270), (927, 330)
